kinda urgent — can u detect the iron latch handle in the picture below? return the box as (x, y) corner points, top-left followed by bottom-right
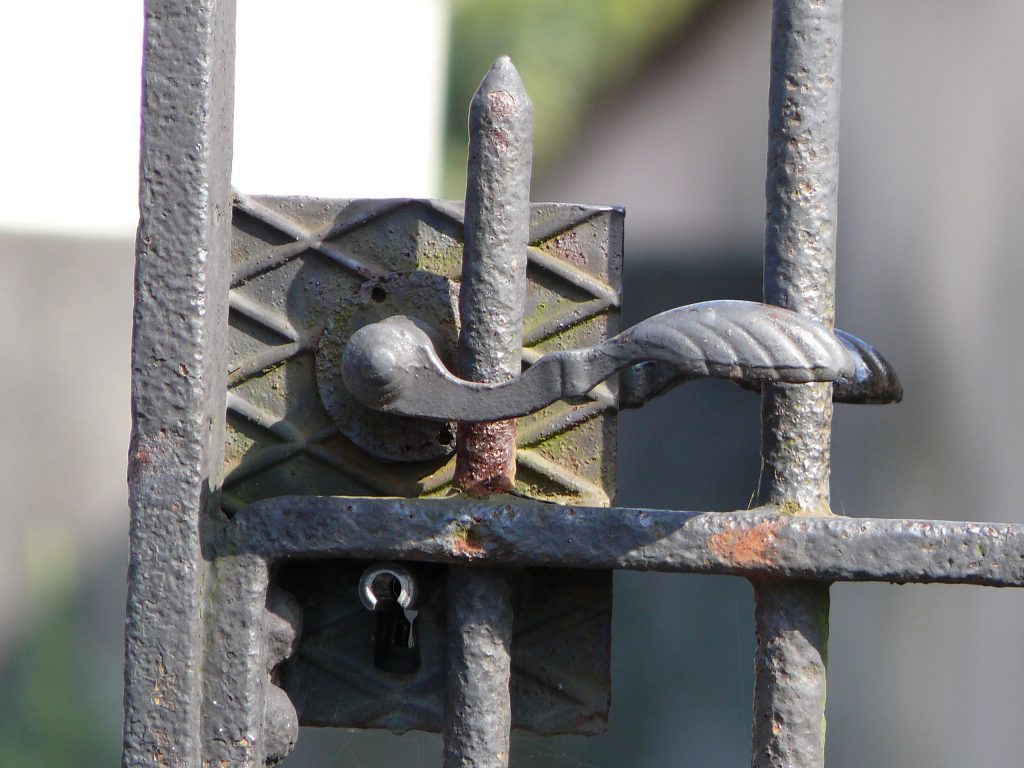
(341, 299), (901, 422)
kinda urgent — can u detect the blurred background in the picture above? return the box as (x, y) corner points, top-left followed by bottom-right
(2, 0), (1023, 765)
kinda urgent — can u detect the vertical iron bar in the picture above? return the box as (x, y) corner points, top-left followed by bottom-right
(124, 0), (236, 765)
(752, 2), (843, 767)
(444, 567), (515, 768)
(445, 56), (533, 768)
(455, 56), (533, 497)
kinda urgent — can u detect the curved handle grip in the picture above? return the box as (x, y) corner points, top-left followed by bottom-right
(339, 300), (893, 422)
(619, 327), (903, 409)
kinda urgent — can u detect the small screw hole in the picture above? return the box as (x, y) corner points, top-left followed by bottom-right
(371, 287), (387, 303)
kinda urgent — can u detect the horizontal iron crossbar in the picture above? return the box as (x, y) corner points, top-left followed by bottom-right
(222, 497), (1024, 587)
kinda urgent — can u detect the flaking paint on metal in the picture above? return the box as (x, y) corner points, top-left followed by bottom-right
(708, 519), (784, 568)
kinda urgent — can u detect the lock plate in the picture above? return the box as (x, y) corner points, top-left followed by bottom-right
(224, 193), (622, 508)
(276, 560), (611, 735)
(225, 193), (622, 734)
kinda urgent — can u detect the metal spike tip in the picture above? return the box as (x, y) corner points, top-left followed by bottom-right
(472, 56), (532, 115)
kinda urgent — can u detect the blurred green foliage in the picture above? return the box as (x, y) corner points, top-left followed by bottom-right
(443, 0), (702, 196)
(0, 588), (119, 766)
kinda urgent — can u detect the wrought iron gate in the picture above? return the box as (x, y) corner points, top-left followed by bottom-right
(124, 2), (1023, 767)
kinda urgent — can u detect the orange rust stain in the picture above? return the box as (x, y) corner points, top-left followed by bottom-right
(132, 446), (152, 468)
(708, 520), (783, 568)
(455, 420), (517, 497)
(489, 127), (510, 153)
(451, 532), (486, 557)
(130, 429), (172, 474)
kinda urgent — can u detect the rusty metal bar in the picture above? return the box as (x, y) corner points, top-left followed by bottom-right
(445, 57), (534, 768)
(454, 55), (533, 495)
(225, 498), (1024, 588)
(752, 1), (844, 766)
(124, 0), (237, 765)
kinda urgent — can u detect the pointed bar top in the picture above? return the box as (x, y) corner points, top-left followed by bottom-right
(460, 52), (534, 391)
(469, 55), (533, 127)
(477, 55), (526, 92)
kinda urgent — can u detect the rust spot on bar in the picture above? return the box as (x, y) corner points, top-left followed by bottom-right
(129, 429), (172, 475)
(451, 525), (487, 557)
(708, 520), (783, 568)
(132, 446), (153, 468)
(455, 419), (517, 496)
(487, 89), (515, 117)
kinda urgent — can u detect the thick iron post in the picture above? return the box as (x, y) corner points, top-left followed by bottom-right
(752, 2), (842, 767)
(124, 0), (236, 765)
(445, 57), (533, 768)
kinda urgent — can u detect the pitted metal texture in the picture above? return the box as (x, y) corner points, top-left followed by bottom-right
(221, 496), (1024, 588)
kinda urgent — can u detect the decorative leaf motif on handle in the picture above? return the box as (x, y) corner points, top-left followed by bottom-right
(619, 324), (903, 409)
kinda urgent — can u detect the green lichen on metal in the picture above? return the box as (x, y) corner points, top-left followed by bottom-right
(222, 195), (621, 512)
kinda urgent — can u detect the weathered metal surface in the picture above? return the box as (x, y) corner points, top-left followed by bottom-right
(751, 582), (829, 768)
(199, 555), (302, 768)
(455, 55), (534, 494)
(757, 0), (843, 513)
(446, 56), (533, 768)
(222, 497), (1024, 587)
(316, 271), (461, 462)
(202, 554), (271, 766)
(753, 1), (844, 766)
(124, 5), (932, 766)
(272, 560), (611, 735)
(224, 194), (622, 509)
(343, 300), (907, 421)
(124, 0), (237, 765)
(225, 190), (619, 740)
(264, 585), (303, 765)
(444, 566), (514, 768)
(618, 328), (903, 409)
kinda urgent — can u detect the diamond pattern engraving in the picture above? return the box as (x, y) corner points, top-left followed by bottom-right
(223, 193), (623, 512)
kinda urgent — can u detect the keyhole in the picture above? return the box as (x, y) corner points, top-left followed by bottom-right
(373, 605), (420, 674)
(358, 563), (425, 675)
